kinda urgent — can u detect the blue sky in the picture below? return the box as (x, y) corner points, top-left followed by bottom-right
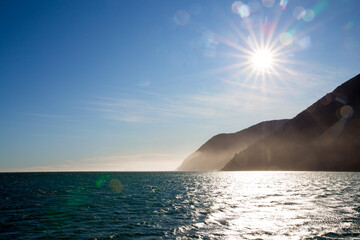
(1, 0), (360, 171)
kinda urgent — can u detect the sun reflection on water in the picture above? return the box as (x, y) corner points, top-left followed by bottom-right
(186, 172), (360, 239)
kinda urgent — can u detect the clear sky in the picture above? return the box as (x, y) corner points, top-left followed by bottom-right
(1, 0), (360, 171)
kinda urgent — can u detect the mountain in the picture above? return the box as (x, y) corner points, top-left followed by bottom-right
(222, 74), (360, 171)
(177, 119), (288, 171)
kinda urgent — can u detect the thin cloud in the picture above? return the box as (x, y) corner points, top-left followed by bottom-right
(27, 113), (69, 119)
(2, 153), (183, 172)
(83, 89), (290, 123)
(82, 95), (219, 123)
(26, 113), (81, 123)
(81, 153), (175, 162)
(80, 63), (337, 124)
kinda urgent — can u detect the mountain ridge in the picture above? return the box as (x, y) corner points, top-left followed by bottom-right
(177, 119), (288, 171)
(222, 73), (360, 171)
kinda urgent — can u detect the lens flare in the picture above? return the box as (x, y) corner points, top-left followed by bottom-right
(232, 1), (251, 18)
(302, 9), (315, 22)
(109, 179), (124, 193)
(279, 32), (293, 46)
(174, 10), (191, 26)
(279, 0), (289, 10)
(239, 5), (250, 18)
(293, 7), (305, 20)
(340, 105), (354, 119)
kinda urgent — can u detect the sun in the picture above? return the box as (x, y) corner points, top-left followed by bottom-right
(250, 48), (274, 72)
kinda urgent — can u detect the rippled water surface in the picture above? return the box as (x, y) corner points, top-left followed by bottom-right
(1, 172), (360, 239)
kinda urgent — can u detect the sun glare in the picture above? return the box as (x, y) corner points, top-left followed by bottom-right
(251, 49), (274, 72)
(193, 0), (323, 93)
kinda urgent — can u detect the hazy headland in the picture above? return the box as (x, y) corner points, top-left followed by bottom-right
(179, 74), (360, 171)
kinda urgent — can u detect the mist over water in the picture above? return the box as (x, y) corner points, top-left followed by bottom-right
(1, 172), (360, 239)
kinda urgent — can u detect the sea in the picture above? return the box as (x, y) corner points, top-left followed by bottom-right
(1, 172), (360, 239)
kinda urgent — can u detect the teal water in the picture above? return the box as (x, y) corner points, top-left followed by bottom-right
(1, 172), (360, 239)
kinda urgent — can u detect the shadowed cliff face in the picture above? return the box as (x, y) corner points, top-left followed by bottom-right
(177, 119), (288, 171)
(222, 74), (360, 171)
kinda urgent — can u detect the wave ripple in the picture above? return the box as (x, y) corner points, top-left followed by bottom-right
(1, 172), (360, 239)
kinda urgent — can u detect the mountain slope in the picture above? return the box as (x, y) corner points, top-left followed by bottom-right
(177, 119), (288, 171)
(222, 74), (360, 171)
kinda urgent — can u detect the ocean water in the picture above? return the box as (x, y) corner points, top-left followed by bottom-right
(0, 172), (360, 239)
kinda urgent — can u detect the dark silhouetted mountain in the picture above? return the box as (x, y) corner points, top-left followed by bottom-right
(177, 119), (288, 171)
(222, 74), (360, 171)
